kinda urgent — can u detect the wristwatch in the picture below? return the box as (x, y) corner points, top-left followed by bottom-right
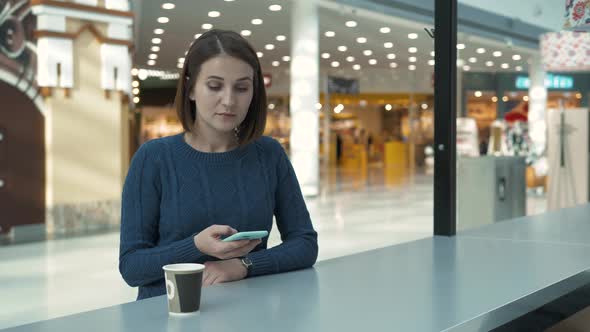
(240, 257), (253, 270)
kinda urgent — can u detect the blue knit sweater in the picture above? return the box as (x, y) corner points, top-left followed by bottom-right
(119, 133), (318, 300)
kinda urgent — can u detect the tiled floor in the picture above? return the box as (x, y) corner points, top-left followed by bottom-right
(0, 166), (546, 330)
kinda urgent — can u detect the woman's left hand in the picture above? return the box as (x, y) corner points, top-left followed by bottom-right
(202, 259), (248, 287)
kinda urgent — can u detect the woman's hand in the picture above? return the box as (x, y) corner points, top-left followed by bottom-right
(193, 225), (261, 260)
(202, 259), (248, 287)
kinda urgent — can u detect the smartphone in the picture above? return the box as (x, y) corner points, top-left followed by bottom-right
(222, 230), (269, 242)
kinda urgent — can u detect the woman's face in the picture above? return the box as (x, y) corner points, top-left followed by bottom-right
(190, 54), (254, 136)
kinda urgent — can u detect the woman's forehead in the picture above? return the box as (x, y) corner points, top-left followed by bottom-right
(199, 55), (254, 80)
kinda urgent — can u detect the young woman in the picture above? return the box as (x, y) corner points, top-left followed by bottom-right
(119, 29), (318, 300)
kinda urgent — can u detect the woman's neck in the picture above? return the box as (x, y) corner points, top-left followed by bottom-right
(184, 128), (238, 153)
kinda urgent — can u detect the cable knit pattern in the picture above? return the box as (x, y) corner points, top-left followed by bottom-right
(119, 133), (318, 300)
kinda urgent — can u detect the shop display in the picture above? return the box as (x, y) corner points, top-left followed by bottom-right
(456, 117), (479, 157)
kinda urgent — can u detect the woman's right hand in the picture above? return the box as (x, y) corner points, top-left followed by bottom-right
(193, 225), (261, 260)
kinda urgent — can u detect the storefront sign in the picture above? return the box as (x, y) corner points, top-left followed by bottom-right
(515, 74), (574, 90)
(327, 76), (359, 94)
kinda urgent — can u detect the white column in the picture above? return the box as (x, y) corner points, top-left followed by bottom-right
(528, 54), (547, 158)
(290, 0), (319, 196)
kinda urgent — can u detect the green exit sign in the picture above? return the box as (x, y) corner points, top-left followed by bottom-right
(515, 74), (574, 89)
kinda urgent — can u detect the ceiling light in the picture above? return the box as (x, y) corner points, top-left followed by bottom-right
(133, 97), (140, 103)
(346, 56), (355, 62)
(387, 53), (396, 59)
(409, 64), (416, 70)
(265, 44), (275, 50)
(132, 88), (140, 95)
(408, 33), (418, 39)
(338, 46), (347, 52)
(162, 3), (175, 9)
(147, 60), (156, 66)
(152, 38), (162, 44)
(252, 19), (263, 25)
(512, 54), (522, 61)
(486, 61), (494, 67)
(502, 96), (509, 102)
(151, 46), (160, 52)
(463, 65), (471, 71)
(202, 23), (213, 30)
(409, 47), (417, 53)
(178, 57), (185, 63)
(576, 93), (582, 99)
(380, 27), (390, 33)
(389, 62), (398, 68)
(353, 64), (361, 70)
(430, 51), (435, 57)
(457, 59), (465, 66)
(316, 103), (323, 110)
(240, 30), (251, 37)
(385, 104), (393, 111)
(331, 61), (340, 67)
(523, 96), (529, 101)
(515, 66), (523, 71)
(384, 42), (393, 48)
(421, 103), (428, 110)
(276, 35), (286, 41)
(208, 11), (220, 18)
(476, 48), (486, 54)
(492, 96), (498, 102)
(356, 37), (367, 43)
(325, 31), (335, 37)
(345, 21), (357, 27)
(257, 52), (263, 58)
(132, 81), (139, 88)
(409, 57), (417, 62)
(369, 59), (377, 65)
(157, 17), (169, 23)
(321, 53), (330, 59)
(501, 63), (509, 69)
(177, 63), (183, 68)
(272, 61), (280, 67)
(269, 4), (282, 11)
(154, 28), (164, 34)
(282, 56), (290, 62)
(457, 43), (465, 50)
(363, 50), (372, 56)
(428, 60), (435, 66)
(138, 69), (148, 80)
(268, 103), (275, 110)
(131, 68), (138, 76)
(148, 54), (158, 60)
(493, 51), (502, 57)
(474, 91), (482, 97)
(468, 57), (477, 63)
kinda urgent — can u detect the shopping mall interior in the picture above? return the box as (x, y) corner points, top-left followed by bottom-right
(2, 0), (590, 331)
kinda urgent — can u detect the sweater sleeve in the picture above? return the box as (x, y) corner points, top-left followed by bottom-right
(246, 139), (319, 277)
(118, 141), (205, 287)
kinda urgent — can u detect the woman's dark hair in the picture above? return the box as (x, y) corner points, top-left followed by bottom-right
(175, 29), (267, 145)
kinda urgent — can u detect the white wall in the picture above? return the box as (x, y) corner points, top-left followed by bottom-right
(460, 0), (563, 31)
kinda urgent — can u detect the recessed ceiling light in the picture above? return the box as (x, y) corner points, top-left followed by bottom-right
(346, 56), (355, 62)
(387, 53), (396, 59)
(154, 28), (164, 34)
(492, 96), (498, 102)
(457, 43), (465, 50)
(316, 103), (322, 110)
(523, 96), (529, 101)
(194, 33), (202, 39)
(132, 88), (140, 95)
(463, 65), (471, 71)
(137, 69), (148, 80)
(501, 63), (509, 69)
(409, 64), (416, 70)
(356, 37), (367, 43)
(457, 59), (465, 66)
(493, 51), (502, 57)
(515, 66), (523, 71)
(131, 68), (139, 76)
(384, 42), (393, 48)
(321, 53), (330, 59)
(486, 61), (494, 67)
(252, 19), (263, 25)
(408, 33), (418, 39)
(338, 46), (347, 52)
(502, 96), (509, 102)
(147, 60), (156, 66)
(363, 50), (373, 56)
(389, 62), (398, 68)
(148, 54), (158, 59)
(282, 56), (290, 62)
(157, 17), (169, 23)
(409, 57), (417, 62)
(325, 31), (335, 37)
(132, 81), (139, 87)
(272, 61), (280, 67)
(269, 4), (282, 11)
(151, 46), (160, 52)
(208, 11), (220, 17)
(385, 104), (393, 111)
(409, 47), (417, 53)
(369, 59), (377, 65)
(178, 57), (185, 63)
(202, 23), (213, 30)
(430, 51), (435, 57)
(512, 54), (522, 61)
(353, 64), (361, 70)
(331, 61), (340, 67)
(276, 35), (286, 41)
(474, 91), (482, 97)
(345, 21), (357, 27)
(257, 52), (263, 58)
(380, 27), (391, 33)
(224, 0), (234, 1)
(428, 59), (435, 66)
(476, 48), (486, 54)
(468, 57), (477, 63)
(240, 30), (251, 37)
(265, 44), (275, 50)
(268, 104), (276, 110)
(133, 96), (140, 103)
(152, 38), (162, 44)
(162, 3), (175, 9)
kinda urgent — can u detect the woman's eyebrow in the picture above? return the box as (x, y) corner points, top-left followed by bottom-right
(207, 75), (252, 81)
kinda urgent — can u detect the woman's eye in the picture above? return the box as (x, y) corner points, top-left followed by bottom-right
(235, 86), (249, 92)
(208, 85), (222, 91)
